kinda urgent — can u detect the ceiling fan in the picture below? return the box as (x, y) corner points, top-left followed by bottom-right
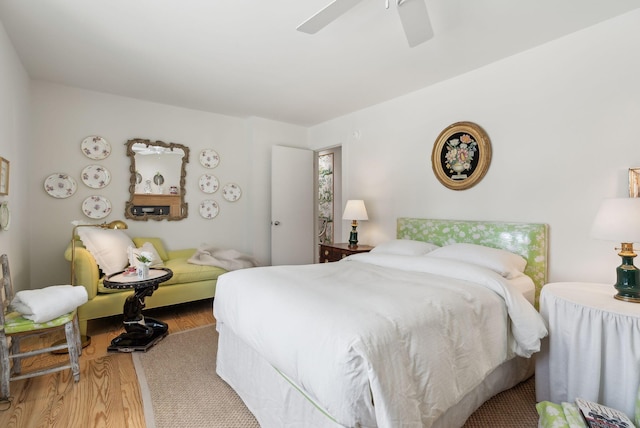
(296, 0), (433, 47)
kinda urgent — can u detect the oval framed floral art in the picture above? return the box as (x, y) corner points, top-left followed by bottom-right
(431, 121), (492, 191)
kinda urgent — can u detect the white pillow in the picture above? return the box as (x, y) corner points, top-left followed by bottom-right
(127, 242), (164, 268)
(370, 239), (440, 256)
(77, 228), (134, 276)
(426, 243), (527, 279)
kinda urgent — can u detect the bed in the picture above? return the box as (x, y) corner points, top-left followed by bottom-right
(213, 218), (549, 428)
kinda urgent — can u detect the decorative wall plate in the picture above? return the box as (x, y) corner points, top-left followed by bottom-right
(82, 195), (112, 219)
(81, 164), (111, 189)
(81, 136), (111, 160)
(199, 174), (219, 194)
(199, 149), (220, 168)
(199, 199), (219, 219)
(222, 183), (242, 202)
(0, 202), (10, 231)
(153, 172), (165, 185)
(44, 173), (77, 198)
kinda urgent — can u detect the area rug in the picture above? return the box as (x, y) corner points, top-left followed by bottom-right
(132, 324), (259, 428)
(133, 325), (538, 427)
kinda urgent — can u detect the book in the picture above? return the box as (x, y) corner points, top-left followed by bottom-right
(575, 397), (636, 428)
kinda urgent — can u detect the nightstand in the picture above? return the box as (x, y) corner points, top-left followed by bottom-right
(535, 282), (640, 418)
(319, 243), (374, 263)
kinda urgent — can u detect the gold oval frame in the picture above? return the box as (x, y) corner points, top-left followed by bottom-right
(431, 121), (492, 191)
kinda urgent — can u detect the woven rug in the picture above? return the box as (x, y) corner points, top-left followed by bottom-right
(133, 325), (259, 428)
(133, 325), (538, 427)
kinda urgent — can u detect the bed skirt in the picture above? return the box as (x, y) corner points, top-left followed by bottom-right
(216, 322), (535, 428)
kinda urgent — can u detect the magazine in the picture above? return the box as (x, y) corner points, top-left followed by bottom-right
(575, 398), (636, 428)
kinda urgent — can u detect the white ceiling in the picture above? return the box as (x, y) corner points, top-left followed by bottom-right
(1, 0), (638, 127)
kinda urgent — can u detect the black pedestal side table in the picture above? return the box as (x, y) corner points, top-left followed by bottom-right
(103, 267), (173, 352)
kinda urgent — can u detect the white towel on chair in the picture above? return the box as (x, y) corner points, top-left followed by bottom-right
(11, 285), (88, 323)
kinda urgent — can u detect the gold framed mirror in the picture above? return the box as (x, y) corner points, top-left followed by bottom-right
(125, 138), (189, 221)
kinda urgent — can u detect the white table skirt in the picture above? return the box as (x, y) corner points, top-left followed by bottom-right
(535, 282), (640, 417)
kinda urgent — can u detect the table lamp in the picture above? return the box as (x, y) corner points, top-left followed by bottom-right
(342, 200), (368, 248)
(591, 198), (640, 302)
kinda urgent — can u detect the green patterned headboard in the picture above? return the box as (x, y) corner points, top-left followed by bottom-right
(397, 218), (548, 305)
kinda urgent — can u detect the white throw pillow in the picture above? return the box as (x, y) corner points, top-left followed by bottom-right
(370, 239), (440, 256)
(127, 242), (164, 268)
(77, 228), (134, 276)
(426, 243), (527, 279)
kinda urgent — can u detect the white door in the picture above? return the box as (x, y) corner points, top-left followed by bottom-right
(271, 146), (314, 265)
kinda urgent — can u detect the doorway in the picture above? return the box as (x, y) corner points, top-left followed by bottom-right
(314, 146), (342, 261)
(271, 146), (315, 265)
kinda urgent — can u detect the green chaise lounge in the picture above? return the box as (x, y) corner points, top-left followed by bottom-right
(65, 236), (226, 336)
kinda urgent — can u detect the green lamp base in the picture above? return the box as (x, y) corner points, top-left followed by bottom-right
(614, 255), (640, 303)
(348, 227), (358, 248)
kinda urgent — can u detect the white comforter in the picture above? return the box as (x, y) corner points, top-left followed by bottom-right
(213, 253), (547, 428)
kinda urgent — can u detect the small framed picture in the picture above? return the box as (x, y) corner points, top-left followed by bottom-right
(431, 122), (492, 191)
(0, 157), (9, 196)
(629, 167), (640, 197)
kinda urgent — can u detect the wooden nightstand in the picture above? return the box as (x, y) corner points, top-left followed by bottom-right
(319, 243), (374, 263)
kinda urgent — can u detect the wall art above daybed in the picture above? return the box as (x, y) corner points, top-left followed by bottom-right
(196, 148), (243, 220)
(125, 138), (189, 221)
(81, 135), (111, 160)
(44, 173), (77, 199)
(44, 135), (114, 220)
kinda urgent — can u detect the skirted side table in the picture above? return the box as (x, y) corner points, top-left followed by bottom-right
(535, 282), (640, 417)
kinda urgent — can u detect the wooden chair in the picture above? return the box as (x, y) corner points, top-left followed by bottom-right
(0, 254), (81, 402)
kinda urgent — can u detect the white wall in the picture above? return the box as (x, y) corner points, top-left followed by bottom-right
(245, 117), (308, 265)
(0, 20), (31, 291)
(9, 10), (640, 289)
(309, 9), (640, 285)
(29, 83), (305, 287)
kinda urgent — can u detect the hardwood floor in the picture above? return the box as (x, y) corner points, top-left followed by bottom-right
(0, 298), (215, 428)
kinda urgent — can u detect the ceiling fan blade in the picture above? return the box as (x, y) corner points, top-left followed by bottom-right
(297, 0), (365, 34)
(397, 0), (433, 47)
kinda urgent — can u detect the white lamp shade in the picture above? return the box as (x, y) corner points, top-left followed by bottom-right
(342, 200), (368, 221)
(591, 198), (640, 243)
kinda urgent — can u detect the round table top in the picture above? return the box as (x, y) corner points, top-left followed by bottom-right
(103, 267), (173, 290)
(541, 282), (640, 317)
